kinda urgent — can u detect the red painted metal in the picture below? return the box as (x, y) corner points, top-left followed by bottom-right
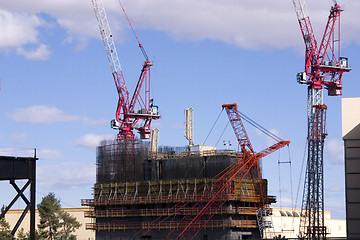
(93, 0), (159, 140)
(115, 1), (159, 140)
(296, 1), (350, 95)
(166, 104), (289, 239)
(222, 103), (253, 153)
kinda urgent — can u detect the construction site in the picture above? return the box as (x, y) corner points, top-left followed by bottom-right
(0, 0), (359, 238)
(77, 0), (355, 239)
(82, 139), (275, 239)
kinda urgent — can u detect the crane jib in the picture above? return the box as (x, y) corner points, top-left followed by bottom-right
(92, 0), (160, 140)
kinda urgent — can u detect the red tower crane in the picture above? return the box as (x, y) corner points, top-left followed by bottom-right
(165, 103), (289, 239)
(292, 0), (351, 238)
(91, 0), (160, 140)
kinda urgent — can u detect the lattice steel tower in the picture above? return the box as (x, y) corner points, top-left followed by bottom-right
(292, 0), (351, 238)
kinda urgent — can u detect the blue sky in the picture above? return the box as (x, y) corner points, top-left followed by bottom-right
(0, 0), (359, 221)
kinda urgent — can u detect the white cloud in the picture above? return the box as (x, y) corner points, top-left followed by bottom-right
(7, 105), (106, 125)
(8, 105), (78, 124)
(37, 148), (64, 159)
(272, 196), (296, 209)
(0, 9), (52, 60)
(74, 133), (114, 150)
(37, 162), (95, 190)
(255, 128), (283, 148)
(325, 138), (344, 165)
(1, 0), (359, 54)
(0, 147), (35, 157)
(10, 132), (27, 144)
(0, 9), (43, 48)
(16, 44), (51, 60)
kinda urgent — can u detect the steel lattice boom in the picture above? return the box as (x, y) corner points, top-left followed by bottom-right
(163, 104), (289, 239)
(91, 0), (160, 140)
(292, 0), (351, 238)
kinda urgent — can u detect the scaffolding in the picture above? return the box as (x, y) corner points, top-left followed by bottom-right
(82, 140), (275, 239)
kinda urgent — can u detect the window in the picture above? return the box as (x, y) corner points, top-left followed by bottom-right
(286, 211), (293, 217)
(292, 211), (300, 217)
(279, 211), (286, 216)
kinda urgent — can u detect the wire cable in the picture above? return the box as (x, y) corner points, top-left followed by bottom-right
(215, 121), (229, 148)
(295, 138), (308, 210)
(238, 111), (283, 142)
(118, 0), (149, 60)
(203, 108), (224, 145)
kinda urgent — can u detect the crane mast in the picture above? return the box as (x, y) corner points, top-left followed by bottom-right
(292, 0), (351, 238)
(91, 0), (160, 140)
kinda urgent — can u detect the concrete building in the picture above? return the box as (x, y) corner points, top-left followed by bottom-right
(342, 97), (360, 239)
(4, 207), (95, 240)
(270, 207), (346, 238)
(81, 140), (275, 240)
(4, 207), (346, 239)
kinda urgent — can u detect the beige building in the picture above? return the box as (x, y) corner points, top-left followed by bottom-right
(342, 97), (360, 239)
(4, 207), (346, 239)
(4, 208), (95, 240)
(270, 207), (346, 238)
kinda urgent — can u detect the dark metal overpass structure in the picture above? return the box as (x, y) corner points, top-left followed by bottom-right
(0, 153), (37, 240)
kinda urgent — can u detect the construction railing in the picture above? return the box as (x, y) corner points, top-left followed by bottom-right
(85, 219), (257, 231)
(81, 192), (261, 207)
(90, 178), (264, 203)
(84, 206), (258, 218)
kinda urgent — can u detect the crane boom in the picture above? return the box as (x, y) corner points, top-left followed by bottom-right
(292, 0), (318, 74)
(222, 103), (253, 153)
(91, 0), (129, 116)
(91, 0), (160, 140)
(168, 104), (289, 239)
(293, 0), (351, 238)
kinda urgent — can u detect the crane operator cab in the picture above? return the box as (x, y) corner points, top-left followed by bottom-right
(297, 72), (307, 84)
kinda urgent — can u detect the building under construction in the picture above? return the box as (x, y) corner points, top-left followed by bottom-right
(81, 139), (276, 240)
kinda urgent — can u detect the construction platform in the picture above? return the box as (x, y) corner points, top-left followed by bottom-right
(82, 140), (275, 240)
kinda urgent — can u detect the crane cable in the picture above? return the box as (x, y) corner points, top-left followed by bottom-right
(238, 110), (284, 142)
(295, 138), (308, 210)
(277, 145), (295, 233)
(203, 108), (224, 145)
(203, 108), (286, 148)
(215, 122), (230, 148)
(118, 0), (149, 61)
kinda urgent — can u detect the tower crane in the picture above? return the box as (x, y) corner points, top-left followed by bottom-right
(91, 0), (160, 140)
(165, 103), (289, 239)
(292, 0), (351, 238)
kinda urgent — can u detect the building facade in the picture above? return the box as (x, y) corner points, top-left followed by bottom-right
(342, 97), (360, 239)
(81, 140), (274, 240)
(4, 207), (95, 240)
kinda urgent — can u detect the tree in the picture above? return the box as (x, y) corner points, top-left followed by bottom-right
(0, 206), (14, 240)
(37, 193), (62, 240)
(16, 228), (40, 240)
(59, 212), (81, 240)
(37, 193), (81, 240)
